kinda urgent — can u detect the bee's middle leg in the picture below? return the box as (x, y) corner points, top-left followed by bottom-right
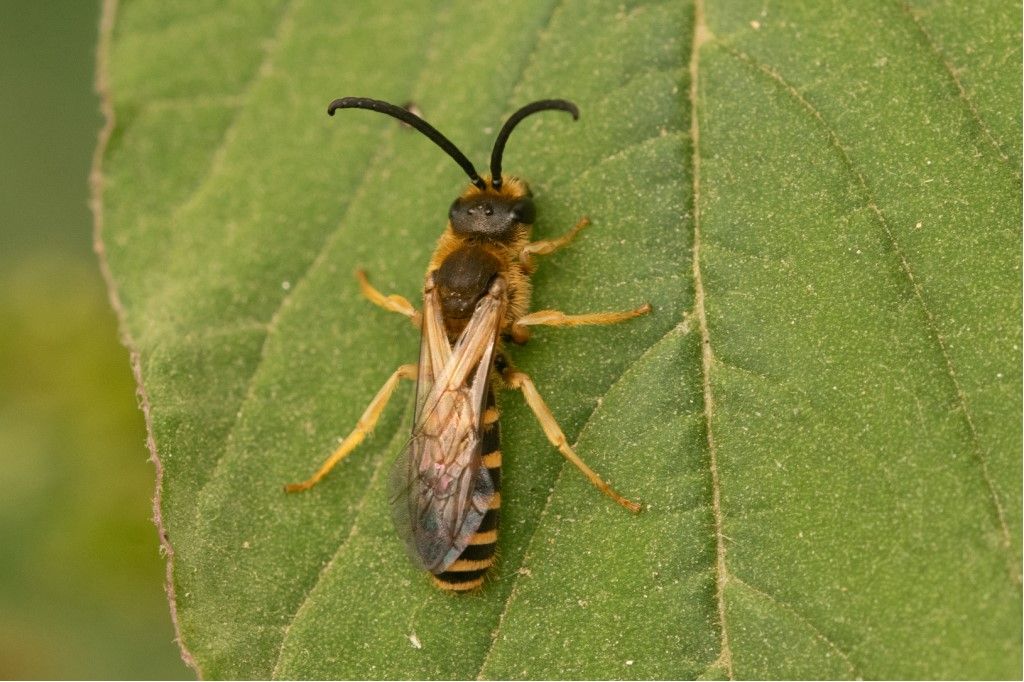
(357, 269), (421, 328)
(285, 363), (417, 493)
(510, 302), (652, 343)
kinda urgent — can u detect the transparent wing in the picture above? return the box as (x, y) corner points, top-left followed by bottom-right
(389, 275), (506, 573)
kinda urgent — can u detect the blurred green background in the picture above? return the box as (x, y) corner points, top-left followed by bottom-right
(0, 2), (190, 678)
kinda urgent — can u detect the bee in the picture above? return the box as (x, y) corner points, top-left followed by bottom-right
(286, 97), (651, 591)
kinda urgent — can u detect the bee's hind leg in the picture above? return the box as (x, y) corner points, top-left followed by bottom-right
(502, 368), (641, 513)
(285, 363), (417, 492)
(356, 269), (422, 328)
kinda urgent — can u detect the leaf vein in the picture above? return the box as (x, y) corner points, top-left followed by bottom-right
(169, 0), (300, 222)
(135, 93), (247, 113)
(270, 410), (413, 678)
(730, 575), (860, 678)
(189, 0), (460, 540)
(573, 130), (689, 186)
(185, 4), (464, 674)
(187, 98), (406, 535)
(725, 45), (1019, 586)
(476, 319), (691, 678)
(897, 0), (1018, 176)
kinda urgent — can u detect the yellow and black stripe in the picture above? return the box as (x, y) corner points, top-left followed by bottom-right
(432, 389), (501, 591)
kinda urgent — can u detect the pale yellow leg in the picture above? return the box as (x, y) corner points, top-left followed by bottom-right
(519, 216), (590, 270)
(285, 363), (418, 492)
(357, 269), (421, 328)
(504, 369), (642, 513)
(510, 303), (652, 343)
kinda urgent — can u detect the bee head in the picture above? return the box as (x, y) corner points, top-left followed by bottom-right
(448, 177), (535, 239)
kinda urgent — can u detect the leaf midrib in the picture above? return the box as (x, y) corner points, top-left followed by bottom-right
(474, 2), (722, 678)
(686, 1), (734, 678)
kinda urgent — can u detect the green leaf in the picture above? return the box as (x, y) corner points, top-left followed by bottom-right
(96, 0), (1021, 678)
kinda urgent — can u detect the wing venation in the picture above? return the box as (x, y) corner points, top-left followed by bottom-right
(389, 275), (506, 573)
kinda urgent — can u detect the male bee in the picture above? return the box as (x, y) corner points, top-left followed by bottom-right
(286, 97), (650, 591)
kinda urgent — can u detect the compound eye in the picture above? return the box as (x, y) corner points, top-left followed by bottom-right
(448, 198), (463, 222)
(510, 197), (536, 225)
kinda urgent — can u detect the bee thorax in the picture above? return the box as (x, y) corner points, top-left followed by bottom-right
(434, 245), (502, 337)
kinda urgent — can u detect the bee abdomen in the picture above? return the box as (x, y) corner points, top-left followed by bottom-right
(433, 393), (501, 592)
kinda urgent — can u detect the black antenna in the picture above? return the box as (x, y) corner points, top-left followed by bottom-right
(489, 100), (579, 189)
(328, 97), (486, 190)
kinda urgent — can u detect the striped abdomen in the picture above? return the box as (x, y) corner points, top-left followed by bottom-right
(432, 388), (501, 591)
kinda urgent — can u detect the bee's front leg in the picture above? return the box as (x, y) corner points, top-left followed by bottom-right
(519, 215), (589, 273)
(356, 269), (422, 328)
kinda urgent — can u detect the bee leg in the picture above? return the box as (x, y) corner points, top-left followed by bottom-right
(509, 302), (652, 343)
(356, 269), (422, 328)
(284, 363), (418, 492)
(503, 369), (642, 513)
(518, 215), (589, 271)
